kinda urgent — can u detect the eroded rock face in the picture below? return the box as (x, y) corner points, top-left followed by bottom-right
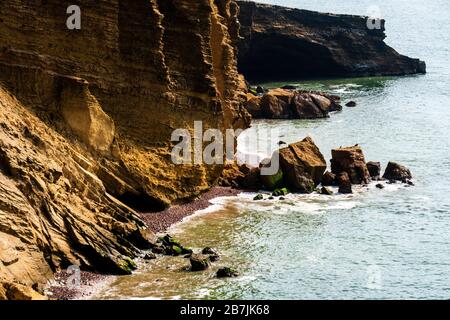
(278, 137), (326, 193)
(0, 0), (249, 208)
(331, 145), (371, 184)
(237, 1), (426, 81)
(0, 86), (153, 295)
(60, 77), (116, 154)
(0, 0), (249, 298)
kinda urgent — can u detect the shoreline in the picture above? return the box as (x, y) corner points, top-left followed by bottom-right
(47, 186), (240, 300)
(141, 187), (241, 233)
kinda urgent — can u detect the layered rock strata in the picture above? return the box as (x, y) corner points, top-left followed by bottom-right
(0, 0), (249, 298)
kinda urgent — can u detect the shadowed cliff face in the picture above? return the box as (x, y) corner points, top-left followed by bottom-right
(0, 0), (249, 297)
(237, 1), (426, 82)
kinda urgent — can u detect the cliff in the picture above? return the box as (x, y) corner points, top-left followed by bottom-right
(0, 0), (249, 298)
(237, 1), (426, 81)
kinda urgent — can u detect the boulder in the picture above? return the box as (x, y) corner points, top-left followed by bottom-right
(331, 145), (371, 184)
(291, 93), (327, 119)
(268, 88), (295, 104)
(219, 163), (262, 190)
(367, 161), (381, 180)
(202, 247), (220, 262)
(259, 157), (283, 190)
(243, 88), (342, 120)
(216, 267), (239, 278)
(337, 172), (352, 194)
(321, 171), (336, 186)
(258, 89), (295, 119)
(321, 186), (333, 195)
(238, 167), (262, 190)
(279, 137), (327, 193)
(190, 254), (211, 271)
(143, 253), (156, 260)
(383, 162), (412, 181)
(346, 101), (357, 107)
(245, 96), (262, 118)
(272, 188), (289, 197)
(253, 194), (264, 201)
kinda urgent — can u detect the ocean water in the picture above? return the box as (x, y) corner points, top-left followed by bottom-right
(93, 1), (450, 299)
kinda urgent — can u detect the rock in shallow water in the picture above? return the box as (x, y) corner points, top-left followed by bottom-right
(278, 137), (327, 193)
(337, 172), (353, 194)
(253, 194), (264, 201)
(272, 188), (290, 197)
(367, 162), (382, 180)
(216, 267), (239, 278)
(259, 157), (284, 190)
(190, 254), (211, 271)
(143, 253), (157, 260)
(331, 145), (371, 184)
(321, 171), (337, 186)
(383, 162), (413, 181)
(202, 247), (220, 262)
(244, 89), (342, 120)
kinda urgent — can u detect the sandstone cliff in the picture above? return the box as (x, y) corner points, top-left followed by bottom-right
(0, 0), (249, 297)
(237, 1), (426, 81)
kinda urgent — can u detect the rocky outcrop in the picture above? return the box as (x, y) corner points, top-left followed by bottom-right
(383, 162), (412, 182)
(278, 137), (326, 193)
(337, 172), (353, 194)
(190, 254), (211, 271)
(259, 157), (283, 190)
(219, 162), (262, 190)
(0, 281), (47, 300)
(367, 161), (382, 180)
(0, 85), (153, 296)
(237, 1), (426, 81)
(321, 171), (337, 186)
(245, 89), (342, 119)
(0, 0), (249, 298)
(331, 145), (371, 184)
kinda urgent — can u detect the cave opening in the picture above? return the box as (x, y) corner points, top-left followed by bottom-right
(238, 35), (347, 82)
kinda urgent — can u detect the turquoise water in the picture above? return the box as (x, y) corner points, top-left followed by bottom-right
(94, 1), (450, 299)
